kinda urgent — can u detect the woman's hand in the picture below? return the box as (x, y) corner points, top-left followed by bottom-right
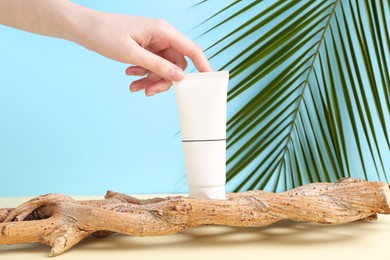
(77, 14), (213, 96)
(0, 0), (213, 96)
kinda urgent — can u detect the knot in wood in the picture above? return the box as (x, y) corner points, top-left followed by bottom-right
(167, 201), (192, 214)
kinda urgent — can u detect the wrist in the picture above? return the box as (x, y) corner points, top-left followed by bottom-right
(60, 1), (99, 48)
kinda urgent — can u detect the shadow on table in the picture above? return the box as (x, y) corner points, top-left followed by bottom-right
(0, 218), (383, 255)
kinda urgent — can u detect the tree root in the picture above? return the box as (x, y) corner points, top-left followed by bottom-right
(1, 178), (389, 256)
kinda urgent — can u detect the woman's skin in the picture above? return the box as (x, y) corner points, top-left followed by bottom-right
(0, 0), (213, 96)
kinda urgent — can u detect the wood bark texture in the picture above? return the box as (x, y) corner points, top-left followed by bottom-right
(1, 178), (390, 256)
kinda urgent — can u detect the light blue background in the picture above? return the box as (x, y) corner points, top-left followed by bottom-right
(0, 1), (234, 196)
(3, 1), (387, 197)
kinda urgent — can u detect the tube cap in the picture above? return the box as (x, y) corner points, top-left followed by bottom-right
(189, 185), (226, 200)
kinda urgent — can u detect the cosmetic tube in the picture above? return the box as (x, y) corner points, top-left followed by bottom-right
(173, 71), (229, 200)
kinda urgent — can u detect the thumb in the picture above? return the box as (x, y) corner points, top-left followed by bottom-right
(132, 45), (185, 82)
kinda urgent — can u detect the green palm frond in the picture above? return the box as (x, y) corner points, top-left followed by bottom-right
(197, 0), (390, 192)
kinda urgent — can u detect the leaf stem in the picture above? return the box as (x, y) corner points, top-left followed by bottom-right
(279, 0), (340, 179)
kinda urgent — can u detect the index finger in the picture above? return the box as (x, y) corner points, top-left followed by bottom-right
(168, 30), (213, 73)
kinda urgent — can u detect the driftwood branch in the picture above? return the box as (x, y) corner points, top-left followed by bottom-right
(1, 178), (389, 256)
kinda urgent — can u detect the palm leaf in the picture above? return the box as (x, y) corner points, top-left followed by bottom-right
(196, 0), (390, 192)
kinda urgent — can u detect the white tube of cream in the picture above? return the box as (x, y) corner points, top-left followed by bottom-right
(173, 71), (229, 200)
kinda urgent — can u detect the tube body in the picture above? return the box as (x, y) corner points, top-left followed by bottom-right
(173, 71), (229, 200)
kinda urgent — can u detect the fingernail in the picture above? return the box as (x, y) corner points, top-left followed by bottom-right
(130, 81), (141, 92)
(146, 91), (156, 97)
(125, 67), (133, 75)
(170, 68), (185, 82)
(131, 86), (141, 92)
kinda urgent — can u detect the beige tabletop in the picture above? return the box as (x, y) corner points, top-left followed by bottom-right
(1, 195), (389, 260)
